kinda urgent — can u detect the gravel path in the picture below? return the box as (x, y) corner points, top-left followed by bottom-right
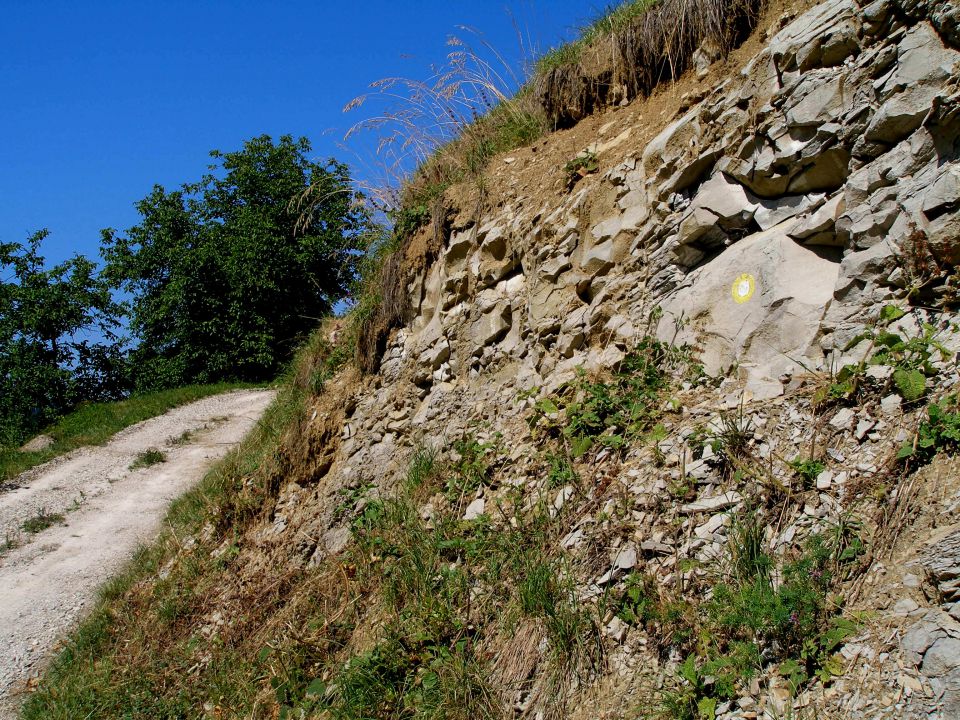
(0, 389), (276, 718)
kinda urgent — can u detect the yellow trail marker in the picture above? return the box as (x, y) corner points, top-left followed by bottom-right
(731, 273), (756, 304)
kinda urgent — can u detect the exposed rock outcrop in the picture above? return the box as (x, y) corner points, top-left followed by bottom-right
(320, 1), (960, 716)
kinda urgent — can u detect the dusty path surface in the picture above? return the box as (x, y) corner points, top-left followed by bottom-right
(0, 389), (276, 718)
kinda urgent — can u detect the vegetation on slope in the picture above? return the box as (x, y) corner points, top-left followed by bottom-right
(17, 1), (784, 716)
(0, 232), (123, 446)
(102, 135), (370, 392)
(20, 358), (311, 719)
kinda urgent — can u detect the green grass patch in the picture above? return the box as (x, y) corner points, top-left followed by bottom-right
(129, 448), (167, 470)
(0, 382), (261, 482)
(613, 511), (865, 718)
(21, 508), (66, 534)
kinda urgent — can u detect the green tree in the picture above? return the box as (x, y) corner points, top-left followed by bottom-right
(0, 231), (122, 445)
(102, 134), (368, 390)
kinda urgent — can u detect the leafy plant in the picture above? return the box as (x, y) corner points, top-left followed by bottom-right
(818, 304), (951, 407)
(564, 150), (599, 186)
(898, 396), (960, 465)
(545, 451), (578, 489)
(639, 507), (864, 714)
(788, 457), (826, 488)
(531, 336), (700, 458)
(444, 433), (499, 505)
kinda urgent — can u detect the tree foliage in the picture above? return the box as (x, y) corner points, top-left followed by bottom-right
(0, 231), (122, 445)
(102, 134), (368, 390)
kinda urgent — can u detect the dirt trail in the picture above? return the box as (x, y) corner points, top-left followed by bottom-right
(0, 389), (275, 718)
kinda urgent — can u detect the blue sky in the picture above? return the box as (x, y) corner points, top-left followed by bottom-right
(0, 1), (605, 267)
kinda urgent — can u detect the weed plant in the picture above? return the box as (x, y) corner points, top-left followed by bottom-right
(816, 305), (952, 408)
(531, 336), (701, 458)
(129, 448), (167, 470)
(614, 508), (864, 718)
(326, 440), (601, 720)
(898, 395), (960, 466)
(21, 508), (66, 534)
(788, 457), (826, 488)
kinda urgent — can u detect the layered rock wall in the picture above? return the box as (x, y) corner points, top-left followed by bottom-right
(390, 0), (960, 408)
(288, 1), (960, 716)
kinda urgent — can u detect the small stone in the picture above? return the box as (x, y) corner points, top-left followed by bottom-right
(893, 598), (920, 615)
(898, 673), (923, 693)
(922, 638), (960, 678)
(605, 616), (627, 642)
(855, 418), (876, 440)
(830, 408), (856, 430)
(614, 543), (638, 571)
(903, 573), (922, 589)
(881, 394), (903, 416)
(695, 513), (731, 538)
(827, 448), (846, 462)
(815, 470), (833, 490)
(463, 497), (485, 521)
(680, 492), (742, 514)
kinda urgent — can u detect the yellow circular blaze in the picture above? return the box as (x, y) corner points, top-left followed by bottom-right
(731, 273), (756, 304)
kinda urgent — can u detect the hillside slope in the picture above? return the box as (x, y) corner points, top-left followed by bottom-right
(22, 0), (960, 718)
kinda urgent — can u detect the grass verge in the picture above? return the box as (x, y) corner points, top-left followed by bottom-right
(0, 382), (261, 482)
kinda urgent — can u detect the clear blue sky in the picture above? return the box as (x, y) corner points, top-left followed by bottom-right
(0, 0), (605, 267)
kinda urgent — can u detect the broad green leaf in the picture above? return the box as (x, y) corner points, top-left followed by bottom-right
(880, 304), (906, 323)
(570, 435), (593, 458)
(893, 368), (926, 401)
(896, 443), (915, 459)
(698, 696), (718, 718)
(535, 397), (559, 414)
(305, 679), (326, 698)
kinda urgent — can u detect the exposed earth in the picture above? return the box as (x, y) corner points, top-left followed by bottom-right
(0, 389), (275, 718)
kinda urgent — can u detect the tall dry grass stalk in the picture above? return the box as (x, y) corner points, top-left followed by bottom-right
(536, 0), (764, 126)
(342, 27), (547, 214)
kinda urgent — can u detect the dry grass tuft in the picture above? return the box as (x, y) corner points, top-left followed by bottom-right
(343, 28), (545, 215)
(534, 0), (764, 127)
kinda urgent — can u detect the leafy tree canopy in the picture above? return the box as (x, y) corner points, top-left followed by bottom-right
(102, 134), (368, 390)
(0, 231), (122, 445)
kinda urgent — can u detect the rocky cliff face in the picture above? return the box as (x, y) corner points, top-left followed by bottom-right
(242, 1), (960, 717)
